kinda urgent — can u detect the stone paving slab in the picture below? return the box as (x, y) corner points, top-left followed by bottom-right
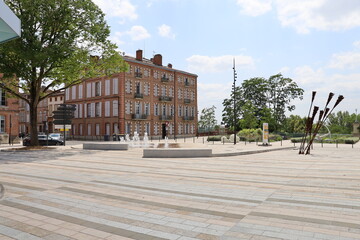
(0, 140), (359, 239)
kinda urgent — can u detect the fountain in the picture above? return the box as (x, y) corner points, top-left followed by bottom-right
(143, 132), (149, 148)
(164, 136), (169, 148)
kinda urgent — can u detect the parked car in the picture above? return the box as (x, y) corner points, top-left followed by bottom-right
(48, 133), (63, 140)
(23, 135), (64, 146)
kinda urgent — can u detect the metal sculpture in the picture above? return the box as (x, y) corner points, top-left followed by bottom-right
(299, 92), (344, 155)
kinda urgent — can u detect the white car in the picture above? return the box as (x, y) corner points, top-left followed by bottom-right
(48, 133), (63, 140)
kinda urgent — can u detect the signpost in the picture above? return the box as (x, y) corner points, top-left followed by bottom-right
(52, 104), (76, 146)
(263, 123), (269, 145)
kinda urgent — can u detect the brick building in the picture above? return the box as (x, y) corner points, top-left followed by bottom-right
(0, 86), (20, 143)
(18, 91), (65, 134)
(65, 50), (198, 139)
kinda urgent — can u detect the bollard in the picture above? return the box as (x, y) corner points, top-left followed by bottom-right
(223, 138), (224, 145)
(336, 140), (338, 148)
(203, 137), (204, 144)
(213, 140), (214, 145)
(193, 137), (195, 143)
(352, 142), (354, 148)
(321, 140), (323, 148)
(281, 139), (282, 146)
(184, 137), (185, 143)
(175, 137), (177, 143)
(293, 142), (295, 147)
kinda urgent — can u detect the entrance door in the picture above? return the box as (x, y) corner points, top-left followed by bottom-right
(162, 124), (167, 139)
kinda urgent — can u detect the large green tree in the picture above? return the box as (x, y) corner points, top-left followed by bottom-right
(0, 0), (127, 146)
(222, 74), (303, 131)
(326, 111), (359, 134)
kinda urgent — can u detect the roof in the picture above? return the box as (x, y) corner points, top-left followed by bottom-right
(123, 55), (198, 78)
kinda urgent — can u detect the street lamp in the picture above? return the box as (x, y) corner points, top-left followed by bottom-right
(233, 59), (237, 145)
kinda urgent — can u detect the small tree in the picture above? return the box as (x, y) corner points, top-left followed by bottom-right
(198, 106), (217, 134)
(0, 0), (127, 146)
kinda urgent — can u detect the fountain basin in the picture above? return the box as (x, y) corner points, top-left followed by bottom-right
(83, 143), (128, 150)
(143, 148), (212, 158)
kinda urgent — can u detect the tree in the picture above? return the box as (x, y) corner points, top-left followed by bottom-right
(0, 0), (127, 146)
(198, 106), (217, 133)
(283, 115), (306, 133)
(221, 86), (243, 131)
(326, 111), (358, 134)
(222, 74), (303, 131)
(267, 74), (304, 130)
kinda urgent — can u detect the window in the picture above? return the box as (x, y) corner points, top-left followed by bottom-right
(65, 88), (70, 100)
(145, 103), (150, 115)
(170, 105), (174, 116)
(126, 122), (131, 134)
(95, 102), (101, 117)
(95, 124), (100, 135)
(169, 87), (173, 97)
(154, 85), (158, 96)
(95, 82), (101, 96)
(135, 102), (141, 114)
(154, 124), (158, 135)
(79, 104), (83, 118)
(113, 100), (118, 116)
(86, 83), (91, 98)
(154, 103), (159, 116)
(161, 86), (166, 96)
(71, 86), (76, 100)
(136, 82), (141, 94)
(125, 80), (131, 93)
(113, 78), (119, 94)
(185, 106), (188, 117)
(105, 80), (110, 95)
(87, 104), (91, 117)
(91, 82), (96, 97)
(144, 83), (149, 96)
(178, 89), (182, 99)
(146, 123), (150, 135)
(178, 106), (182, 117)
(87, 124), (91, 135)
(105, 123), (110, 135)
(162, 104), (166, 116)
(113, 123), (119, 134)
(74, 104), (78, 118)
(78, 84), (83, 99)
(0, 116), (5, 133)
(105, 101), (110, 117)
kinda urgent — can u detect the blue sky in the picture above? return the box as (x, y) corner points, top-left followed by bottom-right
(93, 0), (360, 122)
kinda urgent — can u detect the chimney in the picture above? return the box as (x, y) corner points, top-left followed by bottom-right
(167, 63), (172, 68)
(153, 54), (162, 66)
(136, 49), (143, 61)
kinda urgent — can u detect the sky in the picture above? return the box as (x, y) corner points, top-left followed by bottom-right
(92, 0), (360, 122)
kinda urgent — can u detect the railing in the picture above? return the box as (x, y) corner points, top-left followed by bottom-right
(183, 116), (194, 121)
(134, 72), (142, 78)
(185, 81), (190, 86)
(134, 93), (144, 99)
(159, 115), (173, 121)
(132, 114), (148, 120)
(161, 77), (169, 82)
(159, 96), (173, 102)
(184, 98), (191, 104)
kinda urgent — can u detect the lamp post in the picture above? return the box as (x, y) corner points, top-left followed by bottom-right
(233, 59), (237, 145)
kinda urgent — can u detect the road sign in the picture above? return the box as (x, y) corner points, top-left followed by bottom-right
(53, 119), (72, 125)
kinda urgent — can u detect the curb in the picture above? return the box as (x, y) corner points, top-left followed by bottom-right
(211, 147), (295, 157)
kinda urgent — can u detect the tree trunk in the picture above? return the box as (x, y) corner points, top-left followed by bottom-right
(29, 102), (39, 146)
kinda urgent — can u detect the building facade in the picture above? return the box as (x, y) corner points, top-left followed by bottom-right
(66, 50), (198, 139)
(0, 86), (20, 143)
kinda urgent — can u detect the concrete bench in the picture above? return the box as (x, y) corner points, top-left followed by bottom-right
(143, 148), (212, 158)
(83, 143), (128, 150)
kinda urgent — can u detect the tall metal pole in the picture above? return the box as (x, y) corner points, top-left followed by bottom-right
(8, 114), (12, 145)
(233, 59), (237, 145)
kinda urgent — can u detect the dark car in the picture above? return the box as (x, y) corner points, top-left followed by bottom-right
(23, 135), (64, 146)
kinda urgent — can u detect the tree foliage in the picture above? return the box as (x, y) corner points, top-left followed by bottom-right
(0, 0), (127, 145)
(198, 105), (217, 131)
(326, 111), (359, 134)
(222, 74), (303, 131)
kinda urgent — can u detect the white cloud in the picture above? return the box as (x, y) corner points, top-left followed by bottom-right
(186, 54), (255, 73)
(328, 51), (360, 69)
(158, 24), (176, 39)
(236, 0), (272, 16)
(353, 41), (360, 48)
(109, 32), (125, 46)
(127, 26), (151, 41)
(294, 65), (326, 86)
(276, 0), (360, 34)
(93, 0), (137, 23)
(236, 0), (360, 34)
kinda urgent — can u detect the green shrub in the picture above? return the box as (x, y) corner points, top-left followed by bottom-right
(291, 137), (303, 143)
(344, 137), (359, 144)
(207, 136), (222, 141)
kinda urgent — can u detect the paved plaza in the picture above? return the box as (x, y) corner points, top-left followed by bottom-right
(0, 140), (359, 240)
